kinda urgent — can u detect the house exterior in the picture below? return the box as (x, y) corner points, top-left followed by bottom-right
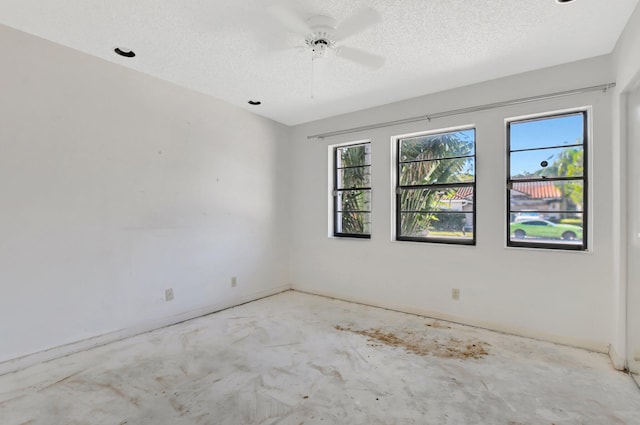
(443, 181), (566, 229)
(509, 181), (564, 221)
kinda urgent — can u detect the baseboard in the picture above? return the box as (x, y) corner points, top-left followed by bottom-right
(608, 344), (627, 371)
(292, 287), (609, 354)
(0, 285), (291, 376)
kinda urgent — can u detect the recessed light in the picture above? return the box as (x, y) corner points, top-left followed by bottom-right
(556, 0), (576, 4)
(248, 100), (262, 106)
(114, 47), (135, 58)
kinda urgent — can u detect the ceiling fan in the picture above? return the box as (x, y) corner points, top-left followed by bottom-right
(266, 3), (385, 69)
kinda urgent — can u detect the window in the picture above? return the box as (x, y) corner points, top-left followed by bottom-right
(396, 128), (476, 244)
(507, 111), (587, 250)
(333, 142), (371, 238)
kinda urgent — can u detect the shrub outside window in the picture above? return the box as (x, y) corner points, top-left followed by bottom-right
(507, 111), (587, 250)
(333, 142), (371, 238)
(396, 128), (476, 244)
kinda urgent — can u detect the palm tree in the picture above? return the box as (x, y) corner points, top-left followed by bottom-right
(399, 132), (473, 236)
(554, 147), (583, 211)
(337, 144), (371, 234)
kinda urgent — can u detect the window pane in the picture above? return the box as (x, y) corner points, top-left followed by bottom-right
(396, 128), (475, 244)
(400, 212), (473, 240)
(400, 187), (474, 212)
(400, 129), (474, 162)
(400, 158), (475, 185)
(510, 180), (584, 213)
(510, 146), (583, 179)
(510, 113), (583, 151)
(507, 112), (586, 250)
(336, 212), (371, 235)
(337, 144), (370, 168)
(337, 166), (371, 189)
(337, 190), (371, 212)
(509, 213), (584, 245)
(334, 142), (371, 238)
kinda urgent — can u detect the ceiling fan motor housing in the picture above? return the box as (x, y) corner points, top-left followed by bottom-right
(305, 15), (336, 58)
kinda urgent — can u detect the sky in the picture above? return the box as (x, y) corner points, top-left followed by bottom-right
(509, 113), (584, 177)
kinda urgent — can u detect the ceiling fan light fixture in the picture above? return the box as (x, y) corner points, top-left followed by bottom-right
(307, 38), (331, 58)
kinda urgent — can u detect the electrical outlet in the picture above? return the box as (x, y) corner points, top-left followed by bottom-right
(231, 276), (237, 287)
(452, 288), (460, 301)
(165, 288), (174, 301)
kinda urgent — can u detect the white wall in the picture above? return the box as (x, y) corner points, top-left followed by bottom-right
(290, 56), (615, 352)
(626, 87), (640, 374)
(613, 3), (640, 92)
(0, 25), (290, 365)
(611, 2), (640, 371)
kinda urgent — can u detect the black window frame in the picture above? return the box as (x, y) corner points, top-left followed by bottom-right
(395, 128), (476, 245)
(333, 142), (372, 239)
(506, 110), (588, 251)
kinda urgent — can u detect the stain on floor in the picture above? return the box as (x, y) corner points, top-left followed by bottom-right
(335, 325), (490, 359)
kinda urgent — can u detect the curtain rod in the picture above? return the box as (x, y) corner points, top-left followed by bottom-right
(307, 82), (616, 140)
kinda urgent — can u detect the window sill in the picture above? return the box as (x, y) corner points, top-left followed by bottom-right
(390, 239), (476, 248)
(329, 235), (371, 241)
(504, 244), (592, 254)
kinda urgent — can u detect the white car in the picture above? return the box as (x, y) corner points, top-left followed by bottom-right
(514, 212), (543, 222)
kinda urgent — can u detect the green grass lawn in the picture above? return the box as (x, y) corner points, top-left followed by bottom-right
(428, 230), (473, 238)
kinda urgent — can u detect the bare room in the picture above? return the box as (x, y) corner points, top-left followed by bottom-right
(1, 0), (640, 423)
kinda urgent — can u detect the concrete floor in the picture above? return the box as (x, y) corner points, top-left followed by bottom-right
(1, 291), (639, 425)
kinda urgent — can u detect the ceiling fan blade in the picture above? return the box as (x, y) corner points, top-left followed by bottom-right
(266, 2), (312, 36)
(334, 7), (381, 42)
(335, 46), (385, 69)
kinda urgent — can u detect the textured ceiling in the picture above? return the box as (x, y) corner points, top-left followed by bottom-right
(0, 0), (637, 125)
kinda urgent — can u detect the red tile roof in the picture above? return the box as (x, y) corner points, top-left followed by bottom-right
(511, 181), (562, 199)
(452, 186), (474, 200)
(448, 181), (560, 202)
